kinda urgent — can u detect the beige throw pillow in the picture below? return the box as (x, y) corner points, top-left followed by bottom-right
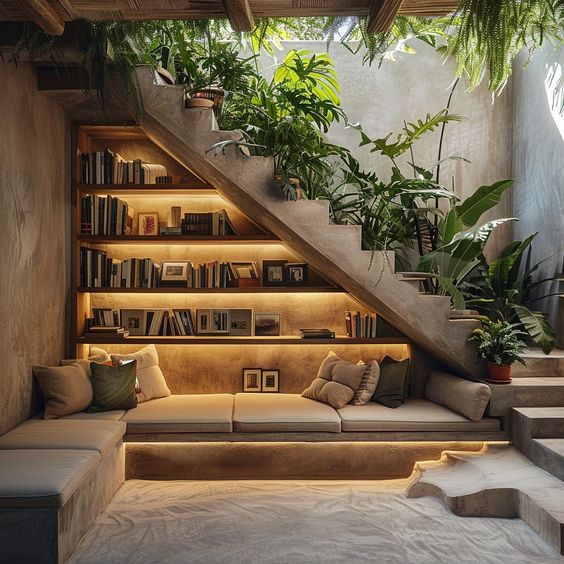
(302, 351), (366, 409)
(351, 360), (380, 405)
(33, 360), (93, 419)
(110, 344), (171, 402)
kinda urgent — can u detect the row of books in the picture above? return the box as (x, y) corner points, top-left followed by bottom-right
(181, 211), (237, 236)
(80, 150), (167, 185)
(80, 194), (133, 235)
(81, 249), (159, 288)
(344, 311), (383, 338)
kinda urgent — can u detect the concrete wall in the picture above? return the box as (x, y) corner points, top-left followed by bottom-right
(512, 47), (564, 329)
(261, 41), (514, 257)
(0, 61), (68, 434)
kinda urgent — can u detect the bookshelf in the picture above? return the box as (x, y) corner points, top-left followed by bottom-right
(70, 124), (411, 392)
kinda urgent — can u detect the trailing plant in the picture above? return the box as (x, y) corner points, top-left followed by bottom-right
(468, 319), (527, 366)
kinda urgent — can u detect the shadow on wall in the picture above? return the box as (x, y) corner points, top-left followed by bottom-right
(513, 47), (564, 331)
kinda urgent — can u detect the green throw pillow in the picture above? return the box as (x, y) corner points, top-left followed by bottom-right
(371, 356), (410, 408)
(87, 360), (138, 412)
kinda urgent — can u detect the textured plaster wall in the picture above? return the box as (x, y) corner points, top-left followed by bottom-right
(0, 62), (67, 434)
(262, 41), (514, 257)
(512, 47), (564, 329)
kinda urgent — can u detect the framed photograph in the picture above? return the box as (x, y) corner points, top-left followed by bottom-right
(229, 309), (253, 336)
(262, 369), (280, 392)
(285, 263), (308, 286)
(228, 261), (259, 279)
(196, 309), (211, 334)
(243, 368), (262, 392)
(120, 309), (146, 336)
(254, 312), (281, 336)
(160, 261), (189, 287)
(138, 212), (159, 236)
(262, 260), (287, 287)
(196, 309), (229, 334)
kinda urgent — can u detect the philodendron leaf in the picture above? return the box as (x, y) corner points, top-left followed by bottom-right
(454, 179), (514, 227)
(513, 304), (556, 354)
(437, 276), (466, 309)
(451, 217), (518, 244)
(441, 208), (464, 245)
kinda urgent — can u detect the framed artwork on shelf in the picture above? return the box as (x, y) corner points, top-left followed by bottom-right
(229, 261), (259, 279)
(242, 368), (262, 392)
(196, 309), (230, 334)
(254, 312), (281, 336)
(229, 309), (253, 336)
(262, 369), (280, 392)
(285, 263), (308, 286)
(160, 261), (189, 287)
(120, 309), (146, 336)
(196, 309), (210, 334)
(138, 212), (159, 236)
(262, 260), (287, 287)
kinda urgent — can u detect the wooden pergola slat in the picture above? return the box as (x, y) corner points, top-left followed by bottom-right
(223, 0), (254, 31)
(17, 0), (65, 34)
(366, 0), (404, 34)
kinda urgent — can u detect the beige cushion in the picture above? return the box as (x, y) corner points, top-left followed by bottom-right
(351, 360), (380, 405)
(338, 398), (500, 432)
(302, 351), (366, 409)
(61, 347), (112, 371)
(123, 394), (234, 433)
(61, 410), (126, 421)
(234, 393), (341, 432)
(111, 344), (171, 403)
(425, 371), (491, 421)
(0, 450), (99, 508)
(0, 420), (125, 457)
(33, 361), (93, 419)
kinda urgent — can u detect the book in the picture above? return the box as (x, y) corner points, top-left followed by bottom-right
(299, 328), (335, 339)
(344, 311), (378, 338)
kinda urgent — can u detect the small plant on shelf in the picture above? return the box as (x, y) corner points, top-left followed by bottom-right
(468, 319), (527, 383)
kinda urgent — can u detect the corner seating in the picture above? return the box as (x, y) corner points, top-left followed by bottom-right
(0, 371), (501, 562)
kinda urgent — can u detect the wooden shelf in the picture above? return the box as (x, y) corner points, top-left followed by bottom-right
(76, 336), (412, 345)
(75, 184), (215, 194)
(77, 235), (280, 244)
(77, 286), (343, 294)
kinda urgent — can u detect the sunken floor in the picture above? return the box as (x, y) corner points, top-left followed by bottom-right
(69, 479), (563, 563)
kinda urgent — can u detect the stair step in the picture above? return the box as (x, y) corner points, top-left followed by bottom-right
(513, 407), (564, 437)
(407, 444), (564, 556)
(512, 347), (564, 378)
(531, 438), (564, 481)
(488, 377), (564, 417)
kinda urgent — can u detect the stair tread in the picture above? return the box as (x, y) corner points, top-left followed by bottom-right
(514, 407), (564, 418)
(534, 438), (564, 455)
(492, 377), (564, 387)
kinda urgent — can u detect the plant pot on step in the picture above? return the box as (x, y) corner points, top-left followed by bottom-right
(185, 97), (214, 109)
(193, 87), (225, 108)
(486, 362), (512, 384)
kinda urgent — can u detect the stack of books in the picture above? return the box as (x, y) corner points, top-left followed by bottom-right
(83, 326), (129, 340)
(92, 308), (119, 327)
(344, 311), (381, 338)
(80, 150), (167, 185)
(181, 210), (237, 236)
(80, 194), (133, 235)
(299, 328), (335, 339)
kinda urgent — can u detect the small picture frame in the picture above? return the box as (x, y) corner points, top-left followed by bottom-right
(262, 260), (287, 287)
(229, 261), (259, 279)
(254, 312), (281, 336)
(262, 369), (280, 392)
(243, 368), (262, 392)
(196, 309), (211, 334)
(196, 309), (229, 334)
(138, 212), (159, 236)
(229, 309), (253, 336)
(120, 309), (145, 336)
(160, 261), (189, 287)
(285, 263), (308, 286)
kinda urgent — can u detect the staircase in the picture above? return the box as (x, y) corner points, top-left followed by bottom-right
(134, 65), (484, 379)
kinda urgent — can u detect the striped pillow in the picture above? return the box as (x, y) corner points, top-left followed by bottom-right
(87, 360), (138, 412)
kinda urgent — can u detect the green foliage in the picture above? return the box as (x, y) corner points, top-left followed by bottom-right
(468, 319), (527, 366)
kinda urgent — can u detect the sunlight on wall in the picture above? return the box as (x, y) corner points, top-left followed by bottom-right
(544, 62), (564, 141)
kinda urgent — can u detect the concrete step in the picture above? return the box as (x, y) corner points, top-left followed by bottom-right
(513, 407), (564, 438)
(487, 378), (564, 417)
(531, 439), (564, 481)
(512, 347), (564, 378)
(406, 444), (564, 556)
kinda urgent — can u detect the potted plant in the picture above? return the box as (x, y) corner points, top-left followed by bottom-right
(468, 319), (527, 383)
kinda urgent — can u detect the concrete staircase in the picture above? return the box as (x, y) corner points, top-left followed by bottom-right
(134, 65), (484, 379)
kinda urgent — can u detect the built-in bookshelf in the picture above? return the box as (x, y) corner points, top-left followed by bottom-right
(70, 124), (411, 364)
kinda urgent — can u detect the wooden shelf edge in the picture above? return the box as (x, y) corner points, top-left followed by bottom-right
(76, 336), (412, 345)
(74, 183), (214, 191)
(76, 286), (343, 293)
(76, 235), (280, 244)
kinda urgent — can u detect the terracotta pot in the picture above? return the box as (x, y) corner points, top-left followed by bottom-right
(487, 362), (512, 383)
(193, 87), (225, 108)
(185, 97), (214, 109)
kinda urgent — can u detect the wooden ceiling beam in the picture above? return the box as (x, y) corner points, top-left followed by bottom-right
(223, 0), (254, 32)
(366, 0), (404, 34)
(17, 0), (65, 34)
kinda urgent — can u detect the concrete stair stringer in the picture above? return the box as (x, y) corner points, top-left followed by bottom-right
(135, 66), (485, 379)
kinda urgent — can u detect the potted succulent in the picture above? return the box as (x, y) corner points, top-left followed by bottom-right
(468, 319), (527, 383)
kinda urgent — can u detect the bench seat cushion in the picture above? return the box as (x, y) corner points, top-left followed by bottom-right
(233, 393), (341, 433)
(338, 398), (501, 432)
(61, 410), (126, 421)
(0, 420), (125, 457)
(123, 394), (234, 433)
(0, 450), (99, 509)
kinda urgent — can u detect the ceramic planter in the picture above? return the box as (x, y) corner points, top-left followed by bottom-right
(185, 97), (214, 109)
(487, 361), (512, 384)
(193, 87), (225, 108)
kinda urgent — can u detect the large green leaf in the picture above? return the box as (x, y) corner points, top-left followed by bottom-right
(454, 180), (513, 227)
(437, 276), (466, 309)
(440, 208), (464, 245)
(451, 217), (517, 244)
(513, 305), (556, 354)
(488, 254), (515, 297)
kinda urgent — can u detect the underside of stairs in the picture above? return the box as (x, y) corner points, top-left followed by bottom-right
(133, 66), (484, 379)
